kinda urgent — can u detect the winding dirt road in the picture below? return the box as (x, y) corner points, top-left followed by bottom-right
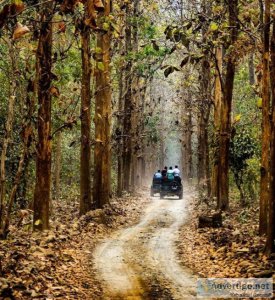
(93, 191), (197, 299)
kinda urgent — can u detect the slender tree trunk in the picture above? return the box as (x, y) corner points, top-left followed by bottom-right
(197, 0), (211, 195)
(94, 0), (112, 208)
(248, 53), (255, 85)
(182, 91), (193, 182)
(130, 78), (139, 192)
(265, 9), (274, 254)
(217, 0), (238, 210)
(130, 0), (140, 192)
(54, 131), (62, 199)
(211, 47), (222, 200)
(122, 2), (133, 192)
(33, 2), (53, 230)
(80, 20), (92, 215)
(116, 65), (124, 197)
(139, 79), (149, 186)
(259, 0), (271, 235)
(197, 60), (211, 192)
(136, 81), (148, 188)
(0, 41), (16, 229)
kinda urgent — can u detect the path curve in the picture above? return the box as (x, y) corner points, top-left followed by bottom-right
(93, 191), (197, 299)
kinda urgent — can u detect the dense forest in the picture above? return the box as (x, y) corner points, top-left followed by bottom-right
(0, 0), (275, 299)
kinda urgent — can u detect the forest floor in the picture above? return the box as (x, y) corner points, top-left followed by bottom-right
(1, 187), (274, 299)
(0, 191), (151, 299)
(176, 194), (275, 280)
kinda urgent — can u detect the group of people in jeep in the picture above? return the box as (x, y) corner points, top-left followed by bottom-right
(153, 165), (181, 184)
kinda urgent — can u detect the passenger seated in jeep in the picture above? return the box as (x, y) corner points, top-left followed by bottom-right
(167, 166), (174, 181)
(173, 165), (182, 184)
(153, 170), (162, 184)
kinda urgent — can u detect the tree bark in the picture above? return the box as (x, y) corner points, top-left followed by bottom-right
(211, 47), (222, 200)
(217, 0), (238, 211)
(181, 91), (193, 182)
(248, 53), (255, 85)
(197, 0), (211, 195)
(122, 2), (133, 192)
(94, 0), (112, 208)
(116, 62), (124, 197)
(80, 19), (92, 215)
(33, 1), (53, 230)
(265, 10), (274, 254)
(198, 1), (211, 193)
(259, 0), (271, 235)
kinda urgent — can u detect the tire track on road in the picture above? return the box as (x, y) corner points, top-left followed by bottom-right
(93, 191), (197, 299)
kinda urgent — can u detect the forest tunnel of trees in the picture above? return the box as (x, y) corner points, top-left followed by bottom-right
(0, 0), (275, 255)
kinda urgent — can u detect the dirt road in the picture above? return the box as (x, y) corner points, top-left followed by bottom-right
(93, 191), (197, 299)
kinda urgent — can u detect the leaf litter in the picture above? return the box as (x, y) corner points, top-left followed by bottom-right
(176, 196), (275, 281)
(0, 192), (150, 299)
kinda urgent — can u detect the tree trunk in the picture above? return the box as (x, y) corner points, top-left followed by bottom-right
(211, 47), (222, 200)
(197, 0), (211, 195)
(182, 91), (193, 182)
(197, 62), (211, 193)
(0, 40), (16, 229)
(54, 131), (62, 200)
(33, 2), (53, 230)
(248, 53), (255, 85)
(130, 77), (139, 192)
(259, 0), (271, 235)
(122, 2), (133, 192)
(116, 63), (124, 197)
(80, 20), (92, 215)
(217, 0), (238, 211)
(129, 0), (140, 192)
(265, 9), (274, 254)
(93, 0), (112, 208)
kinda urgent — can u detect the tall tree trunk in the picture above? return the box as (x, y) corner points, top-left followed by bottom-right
(122, 2), (133, 192)
(116, 64), (124, 197)
(130, 0), (140, 192)
(80, 19), (92, 215)
(198, 1), (211, 194)
(265, 7), (274, 254)
(33, 2), (53, 230)
(211, 47), (222, 200)
(136, 81), (148, 188)
(0, 40), (16, 229)
(54, 131), (62, 199)
(130, 78), (139, 192)
(217, 0), (238, 210)
(182, 91), (193, 182)
(94, 0), (112, 208)
(139, 79), (149, 186)
(259, 0), (271, 235)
